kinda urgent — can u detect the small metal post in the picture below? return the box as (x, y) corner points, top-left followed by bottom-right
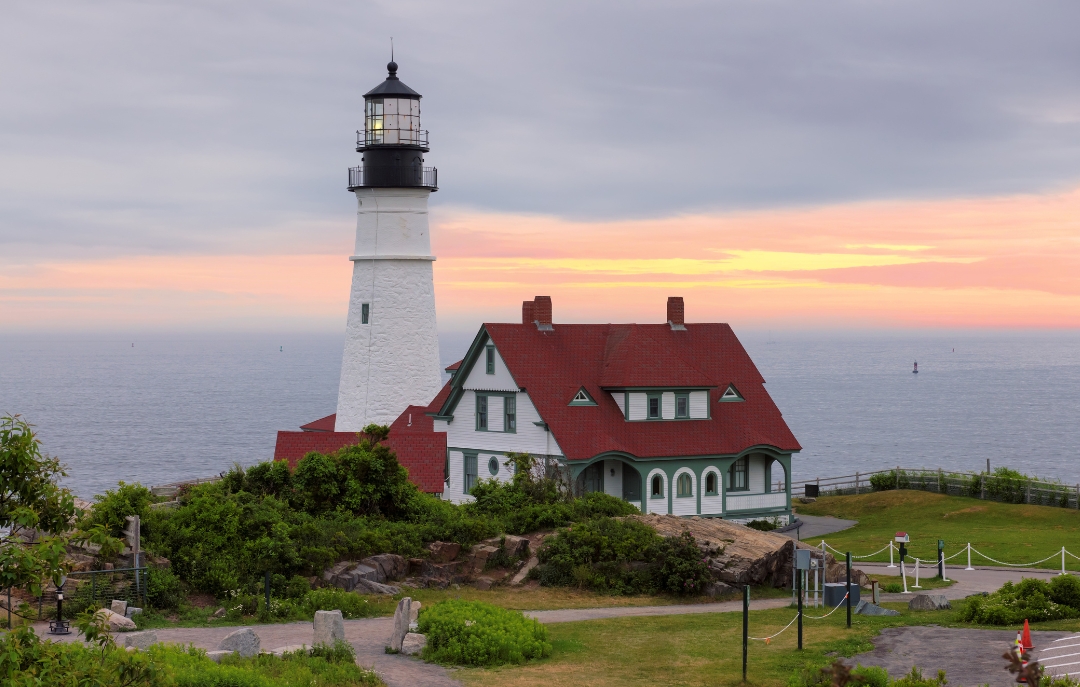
(797, 566), (803, 650)
(1062, 547), (1067, 576)
(742, 585), (749, 681)
(901, 560), (909, 594)
(888, 541), (896, 568)
(937, 540), (945, 579)
(966, 543), (974, 570)
(91, 571), (96, 606)
(845, 553), (852, 628)
(913, 558), (921, 589)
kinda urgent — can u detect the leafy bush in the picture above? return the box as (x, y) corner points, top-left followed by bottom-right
(787, 661), (888, 687)
(891, 666), (948, 687)
(959, 577), (1080, 625)
(534, 517), (712, 596)
(146, 567), (186, 610)
(745, 518), (780, 531)
(883, 582), (903, 594)
(869, 471), (898, 492)
(84, 482), (155, 538)
(418, 599), (551, 666)
(0, 622), (166, 686)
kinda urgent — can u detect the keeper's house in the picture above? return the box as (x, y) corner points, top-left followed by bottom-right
(275, 296), (801, 523)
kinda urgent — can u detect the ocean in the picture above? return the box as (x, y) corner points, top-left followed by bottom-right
(2, 329), (1079, 500)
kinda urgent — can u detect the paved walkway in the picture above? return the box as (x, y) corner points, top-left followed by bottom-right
(858, 561), (1070, 601)
(847, 626), (1075, 684)
(780, 514), (858, 540)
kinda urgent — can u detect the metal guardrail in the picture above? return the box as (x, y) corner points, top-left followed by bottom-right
(791, 467), (1080, 509)
(4, 567), (148, 623)
(356, 128), (429, 149)
(347, 165), (438, 190)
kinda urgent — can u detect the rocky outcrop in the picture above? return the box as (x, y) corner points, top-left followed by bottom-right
(427, 541), (460, 563)
(323, 554), (407, 594)
(632, 515), (869, 590)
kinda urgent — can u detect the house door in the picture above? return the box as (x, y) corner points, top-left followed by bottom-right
(622, 464), (641, 502)
(577, 463), (605, 495)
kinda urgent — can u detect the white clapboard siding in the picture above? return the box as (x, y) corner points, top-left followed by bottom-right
(611, 392), (626, 416)
(671, 468), (697, 516)
(628, 393), (648, 420)
(645, 469), (668, 514)
(462, 342), (519, 392)
(726, 492), (787, 511)
(443, 390), (564, 457)
(701, 468), (723, 515)
(749, 455), (766, 493)
(689, 390), (709, 418)
(662, 392), (675, 419)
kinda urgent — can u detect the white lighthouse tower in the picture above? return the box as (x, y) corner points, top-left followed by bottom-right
(335, 61), (442, 431)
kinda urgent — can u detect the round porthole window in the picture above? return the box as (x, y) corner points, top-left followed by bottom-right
(488, 457), (500, 476)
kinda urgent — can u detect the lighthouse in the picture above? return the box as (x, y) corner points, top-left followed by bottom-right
(334, 61), (442, 431)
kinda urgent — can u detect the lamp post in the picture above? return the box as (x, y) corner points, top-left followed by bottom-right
(48, 576), (70, 635)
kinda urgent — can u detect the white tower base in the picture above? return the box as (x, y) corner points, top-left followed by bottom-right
(335, 187), (442, 431)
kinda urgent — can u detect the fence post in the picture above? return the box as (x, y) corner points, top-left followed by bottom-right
(966, 543), (974, 571)
(938, 468), (944, 494)
(91, 571), (96, 607)
(855, 471), (859, 495)
(1063, 547), (1067, 576)
(888, 541), (896, 568)
(846, 552), (852, 628)
(1026, 481), (1030, 504)
(1076, 484), (1079, 510)
(797, 567), (803, 650)
(895, 466), (900, 489)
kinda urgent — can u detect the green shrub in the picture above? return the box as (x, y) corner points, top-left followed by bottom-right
(534, 517), (712, 596)
(745, 518), (780, 532)
(418, 599), (551, 666)
(852, 664), (888, 687)
(146, 567), (186, 610)
(869, 471), (898, 492)
(85, 482), (155, 538)
(300, 587), (378, 619)
(891, 666), (948, 687)
(884, 582), (903, 594)
(0, 624), (166, 686)
(960, 578), (1080, 625)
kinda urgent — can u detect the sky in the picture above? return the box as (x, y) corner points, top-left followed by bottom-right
(2, 0), (1080, 333)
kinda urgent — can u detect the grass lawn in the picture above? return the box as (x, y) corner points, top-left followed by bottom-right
(864, 572), (954, 592)
(796, 490), (1080, 569)
(454, 600), (1080, 687)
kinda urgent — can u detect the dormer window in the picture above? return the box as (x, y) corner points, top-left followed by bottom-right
(675, 392), (689, 418)
(569, 387), (598, 406)
(647, 394), (661, 419)
(720, 384), (744, 402)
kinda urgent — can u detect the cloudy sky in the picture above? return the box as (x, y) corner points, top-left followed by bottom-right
(2, 0), (1079, 332)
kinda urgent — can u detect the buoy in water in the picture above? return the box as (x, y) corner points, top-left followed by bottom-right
(913, 361), (919, 374)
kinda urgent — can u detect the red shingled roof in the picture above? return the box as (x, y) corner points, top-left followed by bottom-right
(468, 323), (800, 461)
(300, 414), (337, 432)
(273, 398), (450, 494)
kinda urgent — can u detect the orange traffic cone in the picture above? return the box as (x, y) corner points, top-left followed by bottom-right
(1021, 619), (1033, 650)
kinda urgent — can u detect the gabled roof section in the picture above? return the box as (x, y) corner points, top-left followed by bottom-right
(445, 360), (462, 373)
(432, 327), (492, 420)
(466, 322), (800, 461)
(720, 384), (744, 402)
(300, 414), (337, 432)
(599, 325), (713, 388)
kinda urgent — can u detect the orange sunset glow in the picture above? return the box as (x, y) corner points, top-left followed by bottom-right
(4, 186), (1080, 331)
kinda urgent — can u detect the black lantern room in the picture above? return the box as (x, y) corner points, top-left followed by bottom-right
(348, 61), (437, 191)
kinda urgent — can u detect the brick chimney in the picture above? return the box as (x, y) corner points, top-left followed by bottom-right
(522, 300), (535, 325)
(667, 296), (686, 331)
(533, 296), (553, 331)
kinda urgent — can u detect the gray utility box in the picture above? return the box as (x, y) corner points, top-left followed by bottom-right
(823, 583), (860, 608)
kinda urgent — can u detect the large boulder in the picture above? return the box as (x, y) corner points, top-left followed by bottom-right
(855, 600), (900, 616)
(401, 632), (426, 656)
(313, 610), (345, 645)
(501, 535), (530, 559)
(324, 555), (408, 592)
(360, 554), (408, 582)
(408, 601), (421, 630)
(110, 600), (128, 616)
(632, 515), (869, 590)
(427, 541), (461, 563)
(352, 579), (400, 595)
(465, 544), (500, 574)
(908, 594), (951, 611)
(218, 627), (261, 657)
(95, 608), (136, 632)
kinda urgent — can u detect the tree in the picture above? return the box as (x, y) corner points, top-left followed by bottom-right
(0, 415), (77, 596)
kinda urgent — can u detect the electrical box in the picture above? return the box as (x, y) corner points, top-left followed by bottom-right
(895, 532), (909, 543)
(795, 549), (811, 570)
(823, 582), (859, 607)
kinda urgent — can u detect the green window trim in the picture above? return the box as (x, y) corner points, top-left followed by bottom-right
(504, 395), (517, 433)
(485, 345), (495, 374)
(568, 387), (598, 406)
(719, 384), (744, 402)
(647, 393), (661, 420)
(675, 391), (689, 418)
(729, 457), (749, 492)
(676, 473), (693, 497)
(463, 452), (478, 494)
(624, 392), (630, 420)
(649, 474), (665, 498)
(475, 395), (488, 431)
(487, 456), (500, 476)
(704, 471), (719, 496)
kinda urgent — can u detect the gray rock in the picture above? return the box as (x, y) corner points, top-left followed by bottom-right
(218, 627), (261, 657)
(96, 608), (137, 631)
(322, 560), (356, 584)
(401, 632), (426, 656)
(206, 650), (232, 663)
(125, 607), (143, 618)
(121, 630), (158, 649)
(408, 601), (421, 631)
(705, 582), (738, 598)
(210, 607), (226, 619)
(360, 554), (408, 582)
(501, 535), (530, 559)
(110, 599), (128, 616)
(855, 600), (901, 616)
(352, 578), (400, 595)
(270, 644), (309, 656)
(473, 576), (496, 591)
(313, 609), (345, 646)
(908, 594), (951, 611)
(428, 541), (461, 563)
(388, 597), (411, 652)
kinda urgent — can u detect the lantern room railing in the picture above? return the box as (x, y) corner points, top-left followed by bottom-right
(348, 165), (438, 191)
(356, 129), (429, 150)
